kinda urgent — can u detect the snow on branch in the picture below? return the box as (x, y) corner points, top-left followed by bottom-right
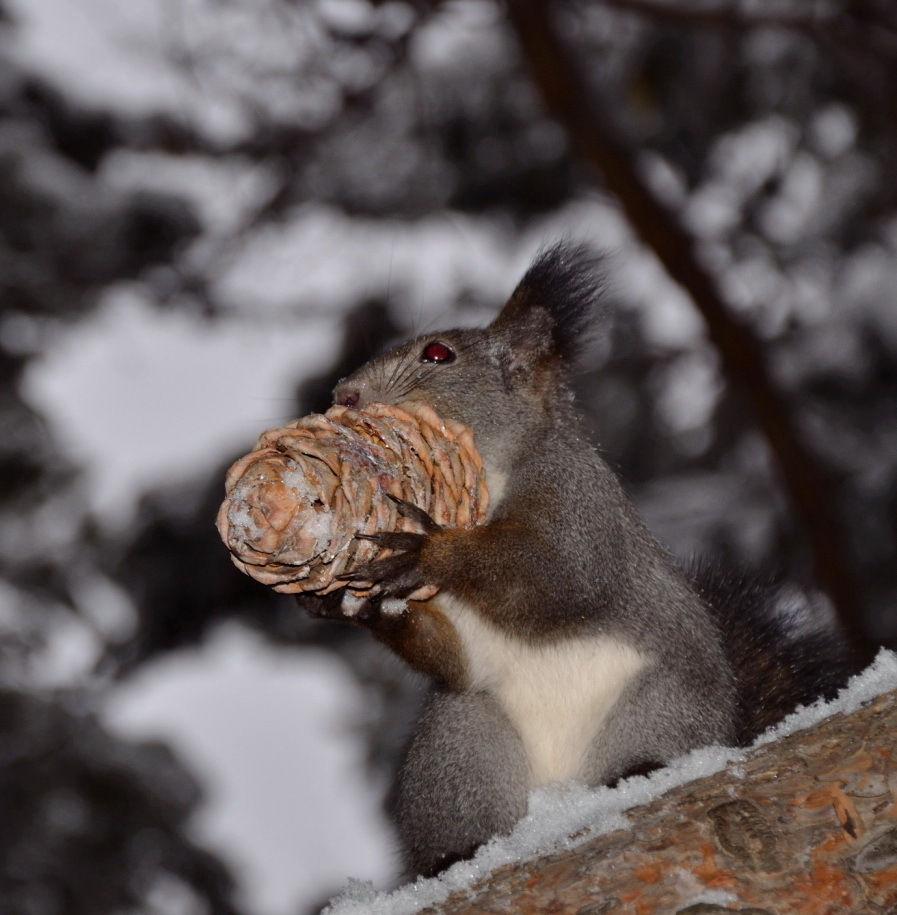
(325, 650), (897, 914)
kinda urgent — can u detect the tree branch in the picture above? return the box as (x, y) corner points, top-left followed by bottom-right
(426, 687), (897, 912)
(506, 0), (868, 649)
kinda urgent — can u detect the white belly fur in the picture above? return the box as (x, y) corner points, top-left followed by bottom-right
(436, 594), (649, 786)
(483, 463), (508, 522)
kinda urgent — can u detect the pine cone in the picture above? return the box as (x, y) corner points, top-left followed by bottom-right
(216, 401), (489, 599)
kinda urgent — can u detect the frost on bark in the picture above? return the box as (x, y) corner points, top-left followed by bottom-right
(425, 689), (897, 914)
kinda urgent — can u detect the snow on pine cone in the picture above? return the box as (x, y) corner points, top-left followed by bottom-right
(216, 400), (489, 600)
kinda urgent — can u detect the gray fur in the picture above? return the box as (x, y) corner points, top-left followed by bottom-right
(392, 690), (530, 879)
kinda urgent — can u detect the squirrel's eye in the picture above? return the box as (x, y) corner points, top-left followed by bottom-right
(420, 342), (455, 364)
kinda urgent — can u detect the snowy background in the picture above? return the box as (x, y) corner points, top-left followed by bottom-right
(2, 1), (897, 913)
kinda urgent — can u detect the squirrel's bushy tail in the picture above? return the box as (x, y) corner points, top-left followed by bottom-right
(690, 565), (862, 744)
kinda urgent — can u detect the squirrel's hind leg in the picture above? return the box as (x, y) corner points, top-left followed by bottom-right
(392, 689), (530, 879)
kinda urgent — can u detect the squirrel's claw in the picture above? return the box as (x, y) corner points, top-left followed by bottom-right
(339, 540), (427, 596)
(343, 499), (441, 596)
(296, 589), (394, 624)
(385, 495), (442, 534)
(356, 531), (424, 551)
(295, 589), (369, 620)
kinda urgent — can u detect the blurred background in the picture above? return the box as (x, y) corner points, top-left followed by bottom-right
(2, 0), (897, 912)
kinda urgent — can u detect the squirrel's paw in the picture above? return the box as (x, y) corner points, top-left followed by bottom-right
(338, 542), (427, 596)
(295, 589), (372, 621)
(341, 498), (442, 598)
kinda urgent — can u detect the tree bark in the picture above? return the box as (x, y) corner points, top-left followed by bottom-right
(424, 688), (897, 914)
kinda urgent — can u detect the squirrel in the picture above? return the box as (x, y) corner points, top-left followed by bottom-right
(298, 243), (859, 880)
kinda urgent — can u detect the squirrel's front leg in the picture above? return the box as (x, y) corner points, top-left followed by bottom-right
(296, 587), (466, 691)
(343, 496), (551, 636)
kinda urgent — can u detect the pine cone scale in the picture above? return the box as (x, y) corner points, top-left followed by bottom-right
(217, 401), (489, 597)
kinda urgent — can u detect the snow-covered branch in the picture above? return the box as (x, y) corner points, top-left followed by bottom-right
(326, 650), (897, 914)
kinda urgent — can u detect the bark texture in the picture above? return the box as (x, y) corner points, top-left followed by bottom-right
(424, 688), (897, 914)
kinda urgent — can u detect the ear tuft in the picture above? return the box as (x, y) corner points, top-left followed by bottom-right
(491, 242), (607, 362)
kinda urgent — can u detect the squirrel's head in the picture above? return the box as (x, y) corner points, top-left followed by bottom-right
(333, 243), (606, 466)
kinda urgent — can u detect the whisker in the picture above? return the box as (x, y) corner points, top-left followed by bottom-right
(361, 321), (373, 362)
(383, 347), (406, 395)
(388, 353), (420, 398)
(386, 243), (395, 307)
(413, 309), (447, 338)
(395, 379), (424, 400)
(393, 365), (427, 400)
(387, 346), (420, 397)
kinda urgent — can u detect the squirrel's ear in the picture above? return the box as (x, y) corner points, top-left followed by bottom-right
(490, 242), (606, 363)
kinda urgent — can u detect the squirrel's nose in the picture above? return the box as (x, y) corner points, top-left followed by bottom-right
(334, 386), (360, 408)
